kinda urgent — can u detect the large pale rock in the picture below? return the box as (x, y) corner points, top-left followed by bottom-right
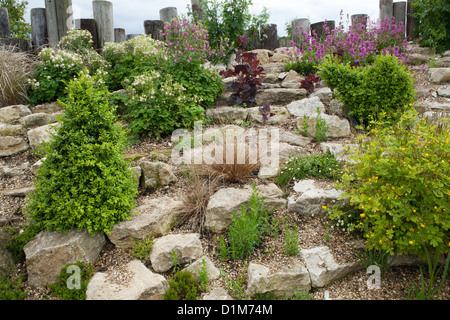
(205, 183), (287, 233)
(183, 256), (221, 281)
(301, 246), (362, 287)
(286, 97), (326, 118)
(310, 87), (333, 105)
(428, 68), (450, 83)
(206, 107), (249, 125)
(19, 113), (58, 129)
(281, 70), (304, 89)
(279, 130), (311, 147)
(150, 233), (203, 273)
(23, 229), (106, 287)
(437, 86), (450, 98)
(246, 262), (311, 299)
(203, 287), (233, 300)
(262, 63), (285, 74)
(270, 52), (290, 63)
(0, 162), (30, 178)
(258, 142), (309, 178)
(0, 105), (31, 123)
(140, 161), (178, 189)
(249, 49), (272, 65)
(27, 123), (59, 147)
(0, 123), (25, 136)
(108, 197), (183, 249)
(328, 99), (345, 117)
(0, 186), (36, 197)
(0, 247), (14, 276)
(320, 142), (358, 162)
(296, 114), (352, 138)
(255, 88), (307, 105)
(29, 101), (64, 114)
(86, 260), (168, 300)
(288, 179), (344, 217)
(0, 136), (29, 157)
(247, 106), (290, 124)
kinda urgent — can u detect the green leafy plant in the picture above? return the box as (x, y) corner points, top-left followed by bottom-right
(319, 53), (415, 127)
(26, 71), (138, 236)
(327, 109), (449, 258)
(4, 223), (42, 263)
(0, 274), (27, 300)
(170, 249), (182, 272)
(353, 247), (395, 277)
(300, 115), (310, 137)
(49, 262), (94, 300)
(0, 0), (30, 39)
(277, 150), (343, 186)
(314, 108), (329, 143)
(284, 225), (300, 256)
(164, 270), (199, 300)
(412, 0), (450, 54)
(287, 288), (314, 300)
(131, 237), (153, 261)
(222, 185), (272, 260)
(198, 259), (209, 291)
(225, 264), (248, 300)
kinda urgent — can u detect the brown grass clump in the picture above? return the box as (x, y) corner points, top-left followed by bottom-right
(177, 170), (221, 235)
(0, 45), (36, 107)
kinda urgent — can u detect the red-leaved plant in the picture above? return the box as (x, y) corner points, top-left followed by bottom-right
(219, 36), (264, 107)
(301, 74), (320, 94)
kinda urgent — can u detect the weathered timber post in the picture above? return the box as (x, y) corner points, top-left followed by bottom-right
(126, 34), (140, 41)
(31, 8), (48, 51)
(0, 7), (11, 45)
(44, 0), (58, 46)
(351, 14), (369, 28)
(291, 18), (309, 47)
(75, 19), (99, 50)
(310, 21), (335, 40)
(144, 20), (164, 40)
(191, 0), (205, 21)
(260, 24), (278, 51)
(55, 0), (73, 38)
(8, 38), (32, 51)
(406, 0), (418, 40)
(159, 7), (177, 24)
(380, 0), (394, 22)
(93, 0), (114, 50)
(393, 1), (407, 29)
(114, 28), (126, 43)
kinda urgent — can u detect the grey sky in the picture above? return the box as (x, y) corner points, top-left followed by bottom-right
(25, 0), (381, 37)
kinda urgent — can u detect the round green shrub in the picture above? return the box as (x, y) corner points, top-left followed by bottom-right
(164, 270), (199, 300)
(26, 71), (137, 235)
(328, 109), (450, 258)
(319, 53), (415, 127)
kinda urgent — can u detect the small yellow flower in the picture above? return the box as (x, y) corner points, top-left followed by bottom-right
(379, 240), (383, 244)
(413, 209), (416, 213)
(322, 206), (327, 210)
(425, 153), (429, 157)
(368, 197), (371, 201)
(421, 224), (425, 228)
(360, 213), (366, 218)
(409, 240), (414, 245)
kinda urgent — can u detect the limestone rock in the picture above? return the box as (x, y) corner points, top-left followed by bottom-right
(320, 142), (358, 162)
(262, 73), (279, 84)
(286, 97), (326, 118)
(23, 229), (106, 287)
(428, 68), (450, 83)
(437, 86), (450, 98)
(206, 107), (249, 125)
(30, 101), (64, 114)
(310, 87), (333, 105)
(0, 105), (31, 123)
(258, 142), (309, 178)
(108, 197), (183, 249)
(0, 136), (29, 157)
(301, 246), (362, 287)
(0, 123), (25, 136)
(288, 179), (344, 217)
(328, 99), (345, 117)
(0, 186), (36, 197)
(31, 158), (46, 175)
(203, 287), (233, 300)
(0, 246), (14, 276)
(27, 123), (59, 147)
(86, 260), (167, 300)
(262, 63), (285, 74)
(183, 256), (221, 281)
(150, 233), (203, 273)
(279, 130), (311, 147)
(296, 114), (352, 138)
(0, 162), (30, 178)
(19, 113), (57, 129)
(130, 166), (142, 186)
(256, 88), (307, 105)
(205, 183), (287, 233)
(270, 52), (290, 63)
(281, 70), (304, 89)
(140, 161), (177, 189)
(246, 262), (311, 299)
(249, 49), (272, 65)
(247, 106), (290, 124)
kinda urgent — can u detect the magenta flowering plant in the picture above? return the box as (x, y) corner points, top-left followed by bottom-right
(162, 17), (227, 66)
(285, 14), (411, 72)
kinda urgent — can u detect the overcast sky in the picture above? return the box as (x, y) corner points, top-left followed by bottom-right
(25, 0), (381, 37)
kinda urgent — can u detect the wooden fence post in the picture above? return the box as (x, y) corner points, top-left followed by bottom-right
(75, 18), (99, 50)
(93, 0), (114, 50)
(31, 8), (48, 51)
(380, 0), (394, 22)
(159, 7), (177, 24)
(114, 28), (126, 43)
(291, 18), (309, 47)
(0, 7), (11, 45)
(144, 20), (164, 40)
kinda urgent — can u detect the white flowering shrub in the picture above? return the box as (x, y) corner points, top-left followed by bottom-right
(103, 35), (168, 91)
(28, 30), (109, 105)
(123, 70), (204, 138)
(28, 48), (84, 105)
